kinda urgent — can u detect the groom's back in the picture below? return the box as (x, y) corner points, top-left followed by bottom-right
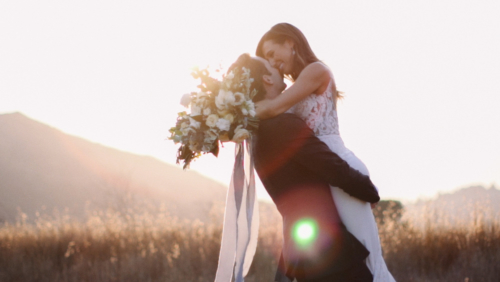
(253, 113), (370, 280)
(254, 114), (340, 221)
(254, 113), (329, 208)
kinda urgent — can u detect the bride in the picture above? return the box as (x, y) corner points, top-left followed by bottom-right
(255, 23), (396, 282)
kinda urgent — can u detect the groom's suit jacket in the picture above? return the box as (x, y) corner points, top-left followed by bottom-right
(253, 113), (379, 281)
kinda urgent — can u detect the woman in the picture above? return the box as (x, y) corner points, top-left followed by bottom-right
(255, 23), (395, 282)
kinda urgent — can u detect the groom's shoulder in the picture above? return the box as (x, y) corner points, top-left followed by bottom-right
(257, 113), (308, 141)
(259, 113), (302, 129)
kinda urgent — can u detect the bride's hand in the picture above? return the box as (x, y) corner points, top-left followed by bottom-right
(255, 99), (276, 120)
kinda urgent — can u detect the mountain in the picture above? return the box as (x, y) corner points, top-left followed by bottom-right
(403, 184), (500, 227)
(0, 112), (227, 223)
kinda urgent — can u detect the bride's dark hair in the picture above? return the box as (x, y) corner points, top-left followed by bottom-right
(256, 23), (320, 82)
(227, 53), (270, 102)
(257, 23), (343, 100)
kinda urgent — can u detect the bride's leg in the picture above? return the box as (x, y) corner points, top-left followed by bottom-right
(330, 186), (381, 247)
(331, 185), (383, 273)
(330, 151), (386, 277)
(330, 151), (396, 281)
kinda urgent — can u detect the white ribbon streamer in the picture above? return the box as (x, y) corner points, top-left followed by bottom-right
(215, 138), (259, 282)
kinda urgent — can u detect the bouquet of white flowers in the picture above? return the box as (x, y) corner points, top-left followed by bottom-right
(169, 66), (259, 169)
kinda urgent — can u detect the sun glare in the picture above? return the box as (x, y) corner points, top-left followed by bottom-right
(292, 218), (319, 248)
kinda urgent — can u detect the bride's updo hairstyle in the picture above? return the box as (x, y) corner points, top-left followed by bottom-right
(256, 23), (320, 82)
(227, 53), (270, 102)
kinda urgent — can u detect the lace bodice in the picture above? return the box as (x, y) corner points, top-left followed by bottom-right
(288, 79), (340, 136)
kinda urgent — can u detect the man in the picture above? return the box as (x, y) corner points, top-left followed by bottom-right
(228, 54), (380, 282)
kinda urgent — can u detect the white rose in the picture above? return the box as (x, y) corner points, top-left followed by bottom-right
(189, 118), (201, 129)
(232, 128), (250, 143)
(224, 113), (234, 123)
(216, 90), (227, 110)
(233, 92), (245, 105)
(191, 105), (202, 116)
(226, 71), (235, 80)
(241, 108), (248, 116)
(225, 91), (235, 105)
(203, 107), (211, 116)
(206, 114), (219, 127)
(216, 118), (231, 131)
(180, 93), (191, 108)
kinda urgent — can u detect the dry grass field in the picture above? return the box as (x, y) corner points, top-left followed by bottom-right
(0, 202), (499, 282)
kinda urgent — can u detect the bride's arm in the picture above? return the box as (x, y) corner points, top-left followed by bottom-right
(256, 62), (330, 119)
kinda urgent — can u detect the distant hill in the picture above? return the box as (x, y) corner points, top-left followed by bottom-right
(404, 184), (500, 227)
(5, 112), (496, 229)
(0, 112), (228, 223)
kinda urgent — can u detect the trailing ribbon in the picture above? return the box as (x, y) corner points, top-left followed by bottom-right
(215, 137), (259, 282)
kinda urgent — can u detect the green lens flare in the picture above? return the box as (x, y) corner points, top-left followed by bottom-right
(292, 218), (319, 248)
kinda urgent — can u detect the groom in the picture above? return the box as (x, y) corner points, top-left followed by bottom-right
(228, 54), (380, 282)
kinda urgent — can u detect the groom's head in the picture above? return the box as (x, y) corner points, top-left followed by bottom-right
(228, 53), (286, 101)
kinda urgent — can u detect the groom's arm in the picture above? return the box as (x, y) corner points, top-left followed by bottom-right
(258, 114), (380, 203)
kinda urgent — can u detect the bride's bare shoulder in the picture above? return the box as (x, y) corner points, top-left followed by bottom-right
(299, 62), (332, 91)
(300, 62), (330, 79)
(303, 61), (329, 73)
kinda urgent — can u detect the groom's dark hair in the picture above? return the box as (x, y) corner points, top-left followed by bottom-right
(228, 53), (270, 102)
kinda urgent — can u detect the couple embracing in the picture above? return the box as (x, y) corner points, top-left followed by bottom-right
(215, 23), (395, 282)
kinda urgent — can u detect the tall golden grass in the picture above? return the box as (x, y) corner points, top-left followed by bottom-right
(0, 202), (499, 282)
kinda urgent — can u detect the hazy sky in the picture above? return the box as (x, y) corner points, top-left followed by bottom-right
(1, 0), (499, 203)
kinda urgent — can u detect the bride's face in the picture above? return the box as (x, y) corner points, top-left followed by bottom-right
(261, 39), (295, 75)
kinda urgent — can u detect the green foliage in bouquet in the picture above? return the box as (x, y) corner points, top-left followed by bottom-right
(169, 66), (259, 169)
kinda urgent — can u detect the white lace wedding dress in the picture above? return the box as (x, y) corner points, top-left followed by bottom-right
(287, 74), (396, 282)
